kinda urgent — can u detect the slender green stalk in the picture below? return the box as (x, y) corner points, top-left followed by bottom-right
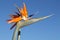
(12, 26), (19, 40)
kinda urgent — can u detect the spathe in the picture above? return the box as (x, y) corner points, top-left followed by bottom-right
(12, 14), (53, 40)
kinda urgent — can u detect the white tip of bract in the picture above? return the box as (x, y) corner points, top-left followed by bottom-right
(41, 14), (54, 19)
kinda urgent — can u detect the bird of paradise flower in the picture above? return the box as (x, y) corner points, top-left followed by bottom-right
(7, 2), (54, 40)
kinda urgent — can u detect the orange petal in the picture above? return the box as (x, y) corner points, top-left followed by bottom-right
(10, 14), (19, 18)
(23, 3), (28, 17)
(7, 19), (13, 23)
(20, 8), (24, 14)
(7, 16), (22, 23)
(20, 3), (28, 18)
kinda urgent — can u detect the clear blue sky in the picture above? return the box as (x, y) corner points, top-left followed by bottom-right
(0, 0), (60, 40)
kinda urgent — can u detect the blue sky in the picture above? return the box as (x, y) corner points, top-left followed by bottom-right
(0, 0), (60, 40)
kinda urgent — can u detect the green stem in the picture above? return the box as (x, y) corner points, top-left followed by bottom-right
(12, 25), (20, 40)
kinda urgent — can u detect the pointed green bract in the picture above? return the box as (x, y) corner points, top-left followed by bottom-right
(12, 14), (53, 40)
